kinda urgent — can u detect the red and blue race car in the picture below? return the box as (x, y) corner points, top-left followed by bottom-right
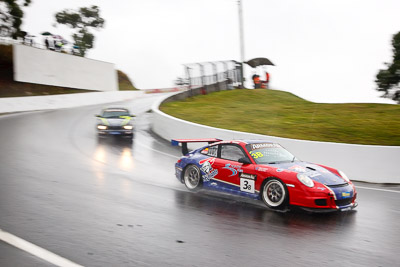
(172, 139), (357, 212)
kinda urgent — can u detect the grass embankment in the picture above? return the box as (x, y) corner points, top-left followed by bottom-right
(117, 70), (137, 91)
(0, 44), (136, 97)
(160, 89), (400, 146)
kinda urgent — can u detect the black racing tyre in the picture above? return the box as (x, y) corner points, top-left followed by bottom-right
(261, 178), (288, 210)
(183, 165), (202, 191)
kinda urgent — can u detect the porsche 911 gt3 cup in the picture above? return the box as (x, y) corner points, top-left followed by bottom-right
(95, 107), (135, 139)
(172, 139), (358, 212)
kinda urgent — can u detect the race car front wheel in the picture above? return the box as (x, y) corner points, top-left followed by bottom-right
(261, 178), (288, 210)
(183, 165), (202, 191)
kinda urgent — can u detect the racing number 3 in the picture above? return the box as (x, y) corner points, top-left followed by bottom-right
(250, 151), (263, 159)
(240, 178), (255, 193)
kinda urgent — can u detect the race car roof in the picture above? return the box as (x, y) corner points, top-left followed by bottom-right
(171, 139), (278, 155)
(103, 107), (129, 112)
(171, 139), (276, 146)
(243, 140), (275, 144)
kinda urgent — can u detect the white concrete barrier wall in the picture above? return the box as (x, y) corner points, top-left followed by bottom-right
(0, 91), (144, 113)
(13, 44), (118, 92)
(152, 93), (400, 184)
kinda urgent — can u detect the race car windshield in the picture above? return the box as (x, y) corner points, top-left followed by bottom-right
(246, 143), (296, 164)
(102, 110), (130, 118)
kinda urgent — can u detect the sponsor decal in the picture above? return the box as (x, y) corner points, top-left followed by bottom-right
(239, 173), (256, 180)
(119, 116), (131, 126)
(223, 163), (242, 177)
(209, 147), (218, 157)
(202, 146), (218, 157)
(201, 148), (208, 154)
(203, 169), (218, 182)
(199, 157), (216, 165)
(288, 165), (307, 173)
(315, 187), (326, 191)
(255, 166), (268, 172)
(100, 118), (110, 126)
(251, 143), (281, 150)
(342, 192), (351, 198)
(199, 158), (218, 182)
(276, 168), (285, 172)
(200, 161), (212, 174)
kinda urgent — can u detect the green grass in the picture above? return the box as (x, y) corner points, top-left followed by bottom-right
(160, 89), (400, 146)
(117, 70), (137, 91)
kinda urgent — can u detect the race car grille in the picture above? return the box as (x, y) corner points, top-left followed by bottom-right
(335, 198), (353, 206)
(315, 199), (327, 206)
(107, 126), (123, 130)
(327, 183), (349, 188)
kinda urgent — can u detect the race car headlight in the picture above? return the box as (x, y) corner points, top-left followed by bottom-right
(297, 173), (314, 188)
(338, 170), (350, 182)
(123, 125), (133, 130)
(97, 125), (107, 130)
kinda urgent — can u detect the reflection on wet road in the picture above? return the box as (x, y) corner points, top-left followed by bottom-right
(0, 93), (399, 266)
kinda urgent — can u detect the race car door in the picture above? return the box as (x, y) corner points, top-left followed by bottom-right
(213, 144), (256, 194)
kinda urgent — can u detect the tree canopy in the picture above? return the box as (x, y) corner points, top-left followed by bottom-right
(55, 5), (104, 57)
(376, 31), (400, 103)
(0, 0), (31, 38)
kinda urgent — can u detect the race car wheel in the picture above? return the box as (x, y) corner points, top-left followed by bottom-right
(261, 178), (288, 210)
(183, 165), (202, 191)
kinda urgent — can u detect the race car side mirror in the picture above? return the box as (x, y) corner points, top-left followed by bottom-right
(239, 157), (252, 165)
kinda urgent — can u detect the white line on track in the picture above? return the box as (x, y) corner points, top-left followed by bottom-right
(0, 228), (83, 267)
(355, 186), (400, 194)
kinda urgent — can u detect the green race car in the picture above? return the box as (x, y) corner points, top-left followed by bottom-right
(95, 107), (135, 139)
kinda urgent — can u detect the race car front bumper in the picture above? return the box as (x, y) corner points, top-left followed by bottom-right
(296, 201), (358, 213)
(97, 127), (133, 137)
(288, 183), (357, 212)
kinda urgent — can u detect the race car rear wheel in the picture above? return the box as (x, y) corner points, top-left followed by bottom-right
(183, 165), (202, 191)
(261, 178), (288, 210)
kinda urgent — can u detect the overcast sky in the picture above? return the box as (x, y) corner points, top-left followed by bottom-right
(22, 0), (400, 103)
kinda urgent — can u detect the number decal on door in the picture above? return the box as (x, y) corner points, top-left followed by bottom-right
(240, 178), (255, 193)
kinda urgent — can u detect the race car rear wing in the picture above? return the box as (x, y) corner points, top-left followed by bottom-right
(171, 138), (222, 155)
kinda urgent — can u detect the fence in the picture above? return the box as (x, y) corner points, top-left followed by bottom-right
(0, 36), (79, 56)
(182, 60), (243, 93)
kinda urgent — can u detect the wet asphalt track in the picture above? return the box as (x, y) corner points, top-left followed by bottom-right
(0, 93), (399, 267)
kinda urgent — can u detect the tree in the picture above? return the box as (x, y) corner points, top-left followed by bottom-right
(376, 31), (400, 103)
(0, 0), (31, 39)
(55, 5), (104, 57)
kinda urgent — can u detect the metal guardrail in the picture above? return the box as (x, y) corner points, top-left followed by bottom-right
(0, 37), (80, 56)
